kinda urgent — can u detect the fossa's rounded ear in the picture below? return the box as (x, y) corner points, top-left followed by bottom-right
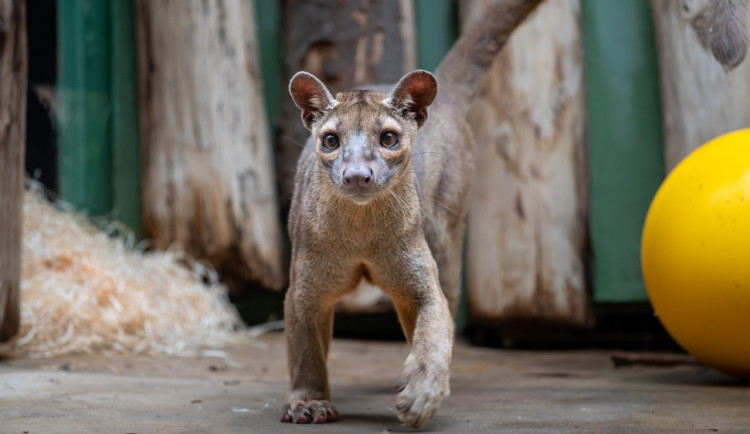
(289, 72), (335, 130)
(387, 70), (438, 127)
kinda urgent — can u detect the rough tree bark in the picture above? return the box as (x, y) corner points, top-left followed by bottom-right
(650, 0), (750, 171)
(0, 0), (27, 342)
(279, 0), (416, 312)
(463, 0), (591, 329)
(135, 0), (285, 291)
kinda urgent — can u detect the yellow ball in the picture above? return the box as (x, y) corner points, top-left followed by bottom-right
(642, 128), (750, 378)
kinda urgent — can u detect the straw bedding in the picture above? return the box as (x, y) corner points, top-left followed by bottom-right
(0, 189), (247, 358)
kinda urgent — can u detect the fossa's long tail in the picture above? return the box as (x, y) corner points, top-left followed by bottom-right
(434, 0), (543, 111)
(435, 0), (748, 111)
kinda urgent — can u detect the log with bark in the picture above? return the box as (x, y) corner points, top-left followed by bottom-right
(0, 0), (27, 342)
(135, 0), (285, 291)
(650, 0), (750, 171)
(278, 0), (416, 312)
(462, 0), (591, 329)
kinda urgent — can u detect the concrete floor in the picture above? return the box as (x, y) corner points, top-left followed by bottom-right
(1, 331), (749, 433)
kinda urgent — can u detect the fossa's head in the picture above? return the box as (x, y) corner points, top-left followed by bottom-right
(289, 71), (437, 205)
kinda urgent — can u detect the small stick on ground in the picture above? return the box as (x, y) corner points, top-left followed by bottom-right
(610, 351), (700, 368)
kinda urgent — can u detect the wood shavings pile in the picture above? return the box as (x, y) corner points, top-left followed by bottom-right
(0, 189), (247, 358)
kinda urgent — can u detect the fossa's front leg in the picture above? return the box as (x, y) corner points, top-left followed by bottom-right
(282, 275), (338, 424)
(383, 251), (454, 429)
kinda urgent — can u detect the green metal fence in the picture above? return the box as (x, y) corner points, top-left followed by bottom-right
(57, 0), (141, 235)
(584, 0), (665, 303)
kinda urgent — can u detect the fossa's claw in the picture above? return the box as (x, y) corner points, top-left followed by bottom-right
(284, 400), (337, 424)
(280, 409), (292, 423)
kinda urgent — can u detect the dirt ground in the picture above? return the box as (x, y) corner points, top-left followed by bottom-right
(1, 331), (749, 433)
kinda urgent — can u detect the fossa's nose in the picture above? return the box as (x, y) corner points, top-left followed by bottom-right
(342, 166), (374, 189)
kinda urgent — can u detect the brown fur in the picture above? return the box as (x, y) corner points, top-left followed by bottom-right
(692, 0), (748, 70)
(282, 0), (543, 428)
(280, 0), (748, 428)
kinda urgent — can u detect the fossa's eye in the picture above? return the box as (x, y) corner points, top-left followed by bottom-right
(380, 131), (399, 148)
(322, 134), (339, 151)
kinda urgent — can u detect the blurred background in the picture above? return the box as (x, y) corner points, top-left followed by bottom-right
(19, 0), (750, 349)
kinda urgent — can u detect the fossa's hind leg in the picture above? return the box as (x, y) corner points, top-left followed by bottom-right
(429, 219), (466, 318)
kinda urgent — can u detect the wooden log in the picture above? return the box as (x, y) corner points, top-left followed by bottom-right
(0, 0), (27, 342)
(278, 0), (416, 313)
(651, 0), (750, 171)
(463, 0), (591, 329)
(135, 0), (285, 291)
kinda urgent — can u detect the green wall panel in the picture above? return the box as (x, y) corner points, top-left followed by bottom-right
(111, 0), (141, 236)
(415, 0), (457, 71)
(254, 0), (282, 144)
(584, 0), (665, 302)
(58, 0), (141, 235)
(58, 0), (112, 216)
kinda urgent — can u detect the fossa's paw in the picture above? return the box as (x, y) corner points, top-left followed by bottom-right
(395, 358), (450, 429)
(281, 399), (338, 424)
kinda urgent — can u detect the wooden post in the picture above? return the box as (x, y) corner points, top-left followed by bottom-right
(651, 0), (750, 171)
(463, 0), (591, 329)
(0, 0), (27, 342)
(135, 0), (285, 291)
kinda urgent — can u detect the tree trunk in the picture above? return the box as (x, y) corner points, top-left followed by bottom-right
(279, 0), (416, 313)
(463, 0), (591, 329)
(0, 0), (27, 342)
(651, 0), (750, 171)
(135, 0), (285, 291)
